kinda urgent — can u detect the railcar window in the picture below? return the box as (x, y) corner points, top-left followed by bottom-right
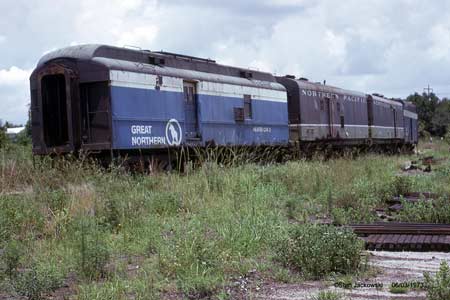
(184, 86), (195, 103)
(156, 75), (163, 86)
(340, 115), (345, 128)
(320, 99), (324, 111)
(244, 94), (252, 119)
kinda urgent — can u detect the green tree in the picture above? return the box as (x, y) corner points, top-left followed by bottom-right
(0, 129), (6, 148)
(407, 92), (439, 136)
(431, 99), (450, 136)
(0, 121), (6, 148)
(25, 118), (31, 138)
(445, 128), (450, 145)
(25, 105), (32, 138)
(17, 111), (32, 145)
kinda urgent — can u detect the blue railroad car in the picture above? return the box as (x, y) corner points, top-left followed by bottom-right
(30, 44), (289, 159)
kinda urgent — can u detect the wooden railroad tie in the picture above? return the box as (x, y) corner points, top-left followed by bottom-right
(348, 223), (450, 252)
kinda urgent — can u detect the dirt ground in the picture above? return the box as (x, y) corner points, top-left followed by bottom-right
(257, 251), (450, 300)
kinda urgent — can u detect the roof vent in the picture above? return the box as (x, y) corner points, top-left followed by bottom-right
(372, 93), (384, 98)
(299, 77), (308, 81)
(285, 75), (296, 79)
(240, 71), (253, 79)
(149, 56), (165, 65)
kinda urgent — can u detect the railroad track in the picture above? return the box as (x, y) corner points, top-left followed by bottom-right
(349, 223), (450, 251)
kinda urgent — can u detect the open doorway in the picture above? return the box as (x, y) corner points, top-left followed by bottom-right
(41, 74), (69, 147)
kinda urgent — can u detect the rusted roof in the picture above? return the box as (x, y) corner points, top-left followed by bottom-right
(37, 44), (276, 82)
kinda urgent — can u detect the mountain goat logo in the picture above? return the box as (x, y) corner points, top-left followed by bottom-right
(165, 119), (182, 146)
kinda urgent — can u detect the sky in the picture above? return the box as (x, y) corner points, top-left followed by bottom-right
(1, 0), (450, 124)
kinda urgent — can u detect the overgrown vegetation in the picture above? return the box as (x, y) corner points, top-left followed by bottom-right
(388, 285), (409, 294)
(0, 125), (6, 148)
(311, 290), (345, 300)
(0, 140), (449, 299)
(276, 224), (364, 278)
(397, 197), (450, 223)
(13, 262), (64, 300)
(424, 261), (450, 300)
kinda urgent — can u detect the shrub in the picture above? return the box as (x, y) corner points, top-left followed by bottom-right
(103, 197), (122, 232)
(40, 189), (68, 212)
(150, 192), (182, 216)
(73, 217), (111, 280)
(13, 263), (64, 300)
(77, 280), (128, 300)
(276, 224), (364, 278)
(312, 290), (344, 300)
(2, 240), (23, 279)
(392, 176), (413, 196)
(0, 128), (6, 148)
(424, 261), (450, 300)
(445, 129), (450, 145)
(157, 223), (224, 297)
(15, 130), (31, 146)
(77, 279), (159, 300)
(397, 197), (450, 223)
(0, 195), (45, 244)
(389, 285), (409, 294)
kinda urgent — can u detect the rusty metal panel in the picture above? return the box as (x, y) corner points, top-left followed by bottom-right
(79, 82), (111, 145)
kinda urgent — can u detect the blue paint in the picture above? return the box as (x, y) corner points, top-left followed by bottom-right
(110, 85), (289, 149)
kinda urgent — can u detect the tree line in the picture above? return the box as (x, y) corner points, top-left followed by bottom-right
(406, 92), (450, 138)
(0, 119), (31, 147)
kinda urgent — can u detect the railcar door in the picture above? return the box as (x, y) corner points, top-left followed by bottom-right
(409, 119), (413, 141)
(325, 97), (337, 138)
(392, 107), (397, 138)
(183, 81), (199, 139)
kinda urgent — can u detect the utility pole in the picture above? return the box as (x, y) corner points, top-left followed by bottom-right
(423, 84), (433, 97)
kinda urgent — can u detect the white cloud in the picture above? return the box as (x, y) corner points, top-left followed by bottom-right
(0, 67), (31, 86)
(428, 23), (450, 61)
(116, 25), (159, 48)
(265, 0), (308, 5)
(0, 67), (31, 124)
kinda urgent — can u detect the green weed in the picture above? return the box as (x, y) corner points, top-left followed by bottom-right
(72, 217), (111, 280)
(2, 240), (23, 279)
(389, 285), (409, 294)
(424, 261), (450, 300)
(312, 290), (345, 300)
(276, 224), (364, 279)
(13, 262), (64, 300)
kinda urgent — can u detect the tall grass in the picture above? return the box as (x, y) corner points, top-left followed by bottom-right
(0, 141), (449, 298)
